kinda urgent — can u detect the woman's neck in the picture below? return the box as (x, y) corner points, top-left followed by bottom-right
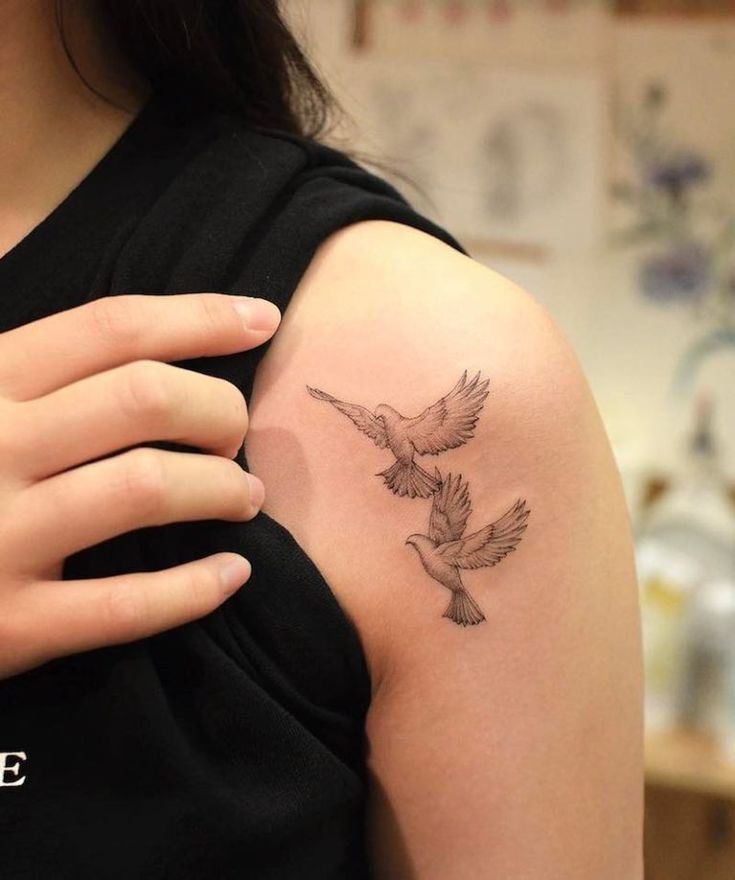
(0, 0), (150, 258)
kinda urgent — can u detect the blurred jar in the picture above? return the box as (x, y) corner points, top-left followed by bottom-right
(635, 543), (698, 731)
(677, 577), (735, 759)
(635, 393), (735, 734)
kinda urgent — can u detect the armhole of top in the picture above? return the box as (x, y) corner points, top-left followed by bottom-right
(224, 156), (469, 405)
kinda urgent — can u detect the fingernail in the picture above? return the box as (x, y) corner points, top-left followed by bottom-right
(231, 297), (281, 332)
(246, 472), (265, 511)
(219, 555), (251, 597)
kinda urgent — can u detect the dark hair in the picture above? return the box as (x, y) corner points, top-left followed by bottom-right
(56, 0), (425, 199)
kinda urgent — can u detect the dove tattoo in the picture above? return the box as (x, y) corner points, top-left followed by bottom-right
(306, 371), (490, 498)
(405, 470), (530, 626)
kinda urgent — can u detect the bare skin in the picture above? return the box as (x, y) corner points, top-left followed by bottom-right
(246, 219), (645, 879)
(0, 0), (150, 258)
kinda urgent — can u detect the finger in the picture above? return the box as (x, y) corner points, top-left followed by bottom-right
(15, 360), (249, 482)
(9, 447), (265, 573)
(8, 554), (252, 676)
(0, 293), (280, 401)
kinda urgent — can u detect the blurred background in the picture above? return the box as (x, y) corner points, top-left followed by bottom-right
(283, 1), (735, 877)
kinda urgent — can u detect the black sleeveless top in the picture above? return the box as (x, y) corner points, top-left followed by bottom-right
(0, 86), (467, 879)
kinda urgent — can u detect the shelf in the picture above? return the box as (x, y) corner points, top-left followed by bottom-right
(646, 727), (735, 800)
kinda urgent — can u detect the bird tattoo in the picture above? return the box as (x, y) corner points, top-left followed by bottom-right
(306, 370), (490, 498)
(405, 469), (530, 626)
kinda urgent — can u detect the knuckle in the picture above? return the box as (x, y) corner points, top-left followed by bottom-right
(197, 293), (234, 339)
(0, 593), (43, 677)
(181, 564), (218, 615)
(0, 400), (24, 466)
(117, 447), (168, 518)
(118, 360), (173, 428)
(86, 296), (144, 350)
(0, 606), (22, 671)
(102, 580), (146, 638)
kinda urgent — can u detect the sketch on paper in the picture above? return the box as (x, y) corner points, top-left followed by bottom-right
(478, 100), (569, 224)
(346, 60), (606, 253)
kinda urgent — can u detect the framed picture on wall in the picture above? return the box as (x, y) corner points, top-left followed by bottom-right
(615, 0), (735, 15)
(350, 0), (611, 64)
(341, 58), (607, 255)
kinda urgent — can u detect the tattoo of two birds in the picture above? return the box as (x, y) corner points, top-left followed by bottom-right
(307, 371), (530, 627)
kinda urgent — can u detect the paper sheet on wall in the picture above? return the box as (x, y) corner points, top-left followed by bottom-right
(342, 59), (609, 253)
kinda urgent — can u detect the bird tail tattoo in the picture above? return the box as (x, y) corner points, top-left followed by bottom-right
(307, 369), (532, 628)
(377, 459), (440, 498)
(443, 589), (486, 627)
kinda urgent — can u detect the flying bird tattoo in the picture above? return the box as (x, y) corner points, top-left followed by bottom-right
(306, 370), (490, 498)
(405, 469), (530, 626)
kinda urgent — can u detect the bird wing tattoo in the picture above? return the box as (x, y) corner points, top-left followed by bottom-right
(428, 468), (472, 545)
(438, 497), (530, 570)
(408, 473), (531, 627)
(404, 370), (490, 456)
(307, 369), (532, 628)
(306, 386), (389, 449)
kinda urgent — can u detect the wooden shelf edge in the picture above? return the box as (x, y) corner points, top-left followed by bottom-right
(646, 728), (735, 800)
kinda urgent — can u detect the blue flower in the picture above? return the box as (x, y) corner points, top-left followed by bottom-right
(644, 150), (711, 194)
(639, 240), (712, 303)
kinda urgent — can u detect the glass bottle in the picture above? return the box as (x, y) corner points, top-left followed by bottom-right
(635, 392), (735, 733)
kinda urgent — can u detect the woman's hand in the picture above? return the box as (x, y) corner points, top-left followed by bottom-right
(0, 292), (280, 680)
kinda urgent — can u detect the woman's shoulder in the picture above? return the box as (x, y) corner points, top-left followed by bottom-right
(245, 213), (608, 668)
(244, 217), (643, 874)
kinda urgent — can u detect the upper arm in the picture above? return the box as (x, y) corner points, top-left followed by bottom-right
(244, 220), (644, 879)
